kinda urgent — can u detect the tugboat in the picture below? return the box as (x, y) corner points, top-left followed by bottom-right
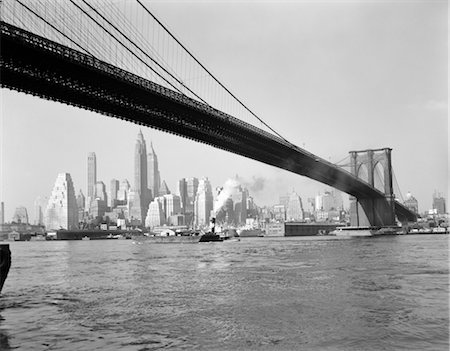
(199, 218), (223, 242)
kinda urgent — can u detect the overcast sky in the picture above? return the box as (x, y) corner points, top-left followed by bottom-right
(1, 0), (448, 222)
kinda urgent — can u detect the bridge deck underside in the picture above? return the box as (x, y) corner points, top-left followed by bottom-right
(0, 22), (416, 223)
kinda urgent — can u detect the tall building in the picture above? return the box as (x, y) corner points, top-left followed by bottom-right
(177, 178), (188, 213)
(147, 142), (160, 200)
(404, 192), (419, 214)
(130, 130), (151, 224)
(34, 196), (48, 225)
(109, 179), (119, 208)
(186, 177), (199, 214)
(12, 206), (29, 224)
(95, 181), (108, 203)
(45, 173), (78, 230)
(145, 197), (165, 228)
(87, 152), (97, 209)
(286, 191), (304, 221)
(76, 190), (86, 221)
(159, 180), (170, 196)
(163, 194), (181, 223)
(194, 177), (214, 228)
(117, 179), (130, 202)
(432, 191), (446, 214)
(232, 186), (247, 226)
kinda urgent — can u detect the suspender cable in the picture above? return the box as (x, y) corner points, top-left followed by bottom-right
(136, 0), (291, 144)
(79, 0), (209, 105)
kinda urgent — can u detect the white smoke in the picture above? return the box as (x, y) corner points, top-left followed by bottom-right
(214, 178), (240, 214)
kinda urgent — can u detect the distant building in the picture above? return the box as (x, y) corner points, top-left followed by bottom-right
(109, 179), (119, 208)
(286, 191), (304, 221)
(0, 202), (4, 225)
(231, 186), (247, 226)
(95, 181), (108, 203)
(117, 179), (130, 202)
(432, 192), (446, 214)
(34, 196), (48, 225)
(145, 197), (165, 228)
(90, 198), (107, 218)
(12, 206), (29, 224)
(132, 130), (152, 224)
(404, 192), (419, 214)
(87, 152), (97, 211)
(45, 173), (78, 230)
(159, 180), (171, 196)
(177, 177), (199, 226)
(147, 142), (160, 200)
(163, 194), (181, 223)
(194, 177), (214, 228)
(273, 204), (286, 221)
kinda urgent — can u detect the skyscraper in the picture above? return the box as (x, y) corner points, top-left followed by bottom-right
(45, 173), (78, 230)
(87, 152), (97, 209)
(286, 191), (304, 221)
(194, 177), (214, 228)
(130, 130), (151, 224)
(109, 179), (119, 208)
(34, 196), (48, 225)
(145, 197), (165, 228)
(147, 142), (160, 199)
(432, 191), (446, 214)
(117, 179), (130, 202)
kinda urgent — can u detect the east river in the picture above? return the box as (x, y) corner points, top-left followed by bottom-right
(0, 235), (448, 350)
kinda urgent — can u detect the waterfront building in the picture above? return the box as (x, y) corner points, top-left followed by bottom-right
(286, 191), (304, 221)
(147, 142), (161, 201)
(45, 173), (78, 230)
(109, 179), (119, 208)
(12, 206), (29, 224)
(194, 177), (214, 228)
(432, 191), (446, 214)
(117, 179), (130, 202)
(404, 192), (419, 214)
(145, 197), (165, 228)
(273, 204), (286, 221)
(132, 130), (151, 224)
(87, 152), (96, 210)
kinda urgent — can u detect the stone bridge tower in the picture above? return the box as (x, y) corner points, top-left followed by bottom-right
(349, 148), (396, 227)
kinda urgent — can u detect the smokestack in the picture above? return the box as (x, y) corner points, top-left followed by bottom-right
(210, 217), (216, 234)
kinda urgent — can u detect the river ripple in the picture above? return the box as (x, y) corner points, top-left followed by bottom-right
(0, 235), (448, 350)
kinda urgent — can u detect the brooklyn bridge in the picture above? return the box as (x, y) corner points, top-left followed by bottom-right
(0, 0), (417, 227)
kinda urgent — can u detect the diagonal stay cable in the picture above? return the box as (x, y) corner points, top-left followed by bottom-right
(136, 0), (292, 144)
(79, 0), (209, 105)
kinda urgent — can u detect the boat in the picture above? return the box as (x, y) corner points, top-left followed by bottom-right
(199, 218), (223, 242)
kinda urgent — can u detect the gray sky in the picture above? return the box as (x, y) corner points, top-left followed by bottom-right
(1, 0), (448, 221)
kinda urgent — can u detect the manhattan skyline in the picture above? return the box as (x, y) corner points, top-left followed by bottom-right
(1, 0), (447, 221)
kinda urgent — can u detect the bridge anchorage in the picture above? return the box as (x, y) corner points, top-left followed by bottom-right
(349, 148), (413, 227)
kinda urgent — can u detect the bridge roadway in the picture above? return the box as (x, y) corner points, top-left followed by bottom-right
(0, 22), (415, 223)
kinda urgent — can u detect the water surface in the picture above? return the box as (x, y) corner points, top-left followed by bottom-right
(0, 235), (448, 350)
